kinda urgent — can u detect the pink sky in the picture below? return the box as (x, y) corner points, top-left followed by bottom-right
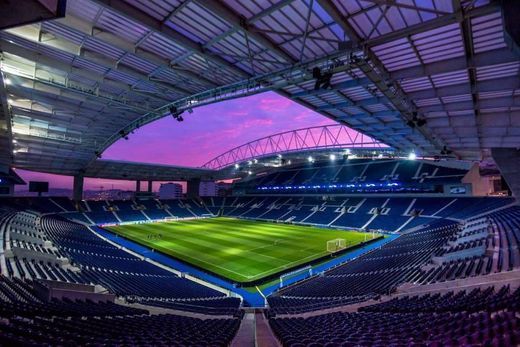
(16, 91), (334, 192)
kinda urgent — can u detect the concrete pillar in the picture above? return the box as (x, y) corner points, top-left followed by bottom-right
(136, 180), (141, 192)
(491, 148), (520, 199)
(73, 174), (84, 202)
(147, 180), (153, 193)
(186, 178), (200, 199)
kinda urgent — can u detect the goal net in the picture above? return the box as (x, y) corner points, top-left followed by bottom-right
(327, 238), (347, 253)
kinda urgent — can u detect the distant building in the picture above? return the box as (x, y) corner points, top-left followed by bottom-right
(159, 183), (183, 199)
(199, 181), (217, 197)
(84, 189), (133, 201)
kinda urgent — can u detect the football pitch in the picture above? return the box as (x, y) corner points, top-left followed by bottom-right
(105, 218), (379, 283)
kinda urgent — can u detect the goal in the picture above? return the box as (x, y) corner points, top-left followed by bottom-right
(327, 238), (347, 253)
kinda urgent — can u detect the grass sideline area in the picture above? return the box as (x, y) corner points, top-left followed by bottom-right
(105, 218), (380, 283)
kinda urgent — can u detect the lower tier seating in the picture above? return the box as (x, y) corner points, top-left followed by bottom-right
(270, 310), (519, 347)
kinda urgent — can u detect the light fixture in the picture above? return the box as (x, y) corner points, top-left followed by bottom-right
(308, 156), (314, 163)
(248, 160), (252, 166)
(344, 149), (351, 154)
(234, 164), (239, 169)
(253, 159), (258, 164)
(312, 67), (333, 90)
(247, 171), (252, 175)
(407, 112), (426, 128)
(378, 153), (383, 158)
(329, 154), (336, 161)
(408, 152), (417, 160)
(4, 78), (11, 85)
(440, 146), (453, 155)
(416, 118), (427, 127)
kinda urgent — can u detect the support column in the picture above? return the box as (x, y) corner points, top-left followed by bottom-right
(147, 180), (153, 193)
(73, 174), (84, 202)
(136, 180), (141, 192)
(187, 178), (200, 199)
(491, 148), (520, 199)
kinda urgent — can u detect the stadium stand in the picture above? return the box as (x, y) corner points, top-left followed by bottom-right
(2, 0), (519, 344)
(270, 309), (519, 346)
(240, 159), (470, 194)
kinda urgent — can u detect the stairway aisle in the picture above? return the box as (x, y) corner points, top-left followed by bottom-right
(231, 312), (255, 347)
(255, 310), (280, 347)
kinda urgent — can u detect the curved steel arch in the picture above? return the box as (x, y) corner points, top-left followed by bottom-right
(202, 124), (386, 170)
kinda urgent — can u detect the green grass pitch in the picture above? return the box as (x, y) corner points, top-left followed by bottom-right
(106, 217), (378, 283)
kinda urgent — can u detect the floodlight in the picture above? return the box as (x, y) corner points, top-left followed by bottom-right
(308, 156), (314, 163)
(416, 118), (427, 127)
(4, 78), (11, 85)
(329, 154), (336, 161)
(408, 152), (417, 160)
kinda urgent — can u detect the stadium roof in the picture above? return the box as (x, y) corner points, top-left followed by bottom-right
(0, 0), (518, 179)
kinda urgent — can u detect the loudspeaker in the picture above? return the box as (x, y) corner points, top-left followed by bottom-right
(503, 0), (520, 47)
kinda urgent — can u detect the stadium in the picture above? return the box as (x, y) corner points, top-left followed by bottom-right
(0, 0), (519, 345)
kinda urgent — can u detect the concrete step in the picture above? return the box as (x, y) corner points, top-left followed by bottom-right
(231, 312), (255, 347)
(255, 311), (280, 347)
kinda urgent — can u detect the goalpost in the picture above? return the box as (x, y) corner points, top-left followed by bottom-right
(327, 238), (347, 253)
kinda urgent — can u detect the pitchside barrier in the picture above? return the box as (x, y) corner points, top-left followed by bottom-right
(280, 265), (313, 288)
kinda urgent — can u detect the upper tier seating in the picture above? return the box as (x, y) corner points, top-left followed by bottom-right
(83, 200), (119, 224)
(111, 200), (148, 222)
(238, 159), (470, 193)
(202, 196), (514, 232)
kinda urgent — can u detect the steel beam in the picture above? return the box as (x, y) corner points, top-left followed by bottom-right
(91, 0), (249, 78)
(390, 48), (518, 81)
(57, 14), (219, 89)
(0, 40), (171, 105)
(406, 76), (519, 100)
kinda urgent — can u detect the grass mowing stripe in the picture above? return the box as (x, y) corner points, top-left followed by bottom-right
(106, 217), (380, 283)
